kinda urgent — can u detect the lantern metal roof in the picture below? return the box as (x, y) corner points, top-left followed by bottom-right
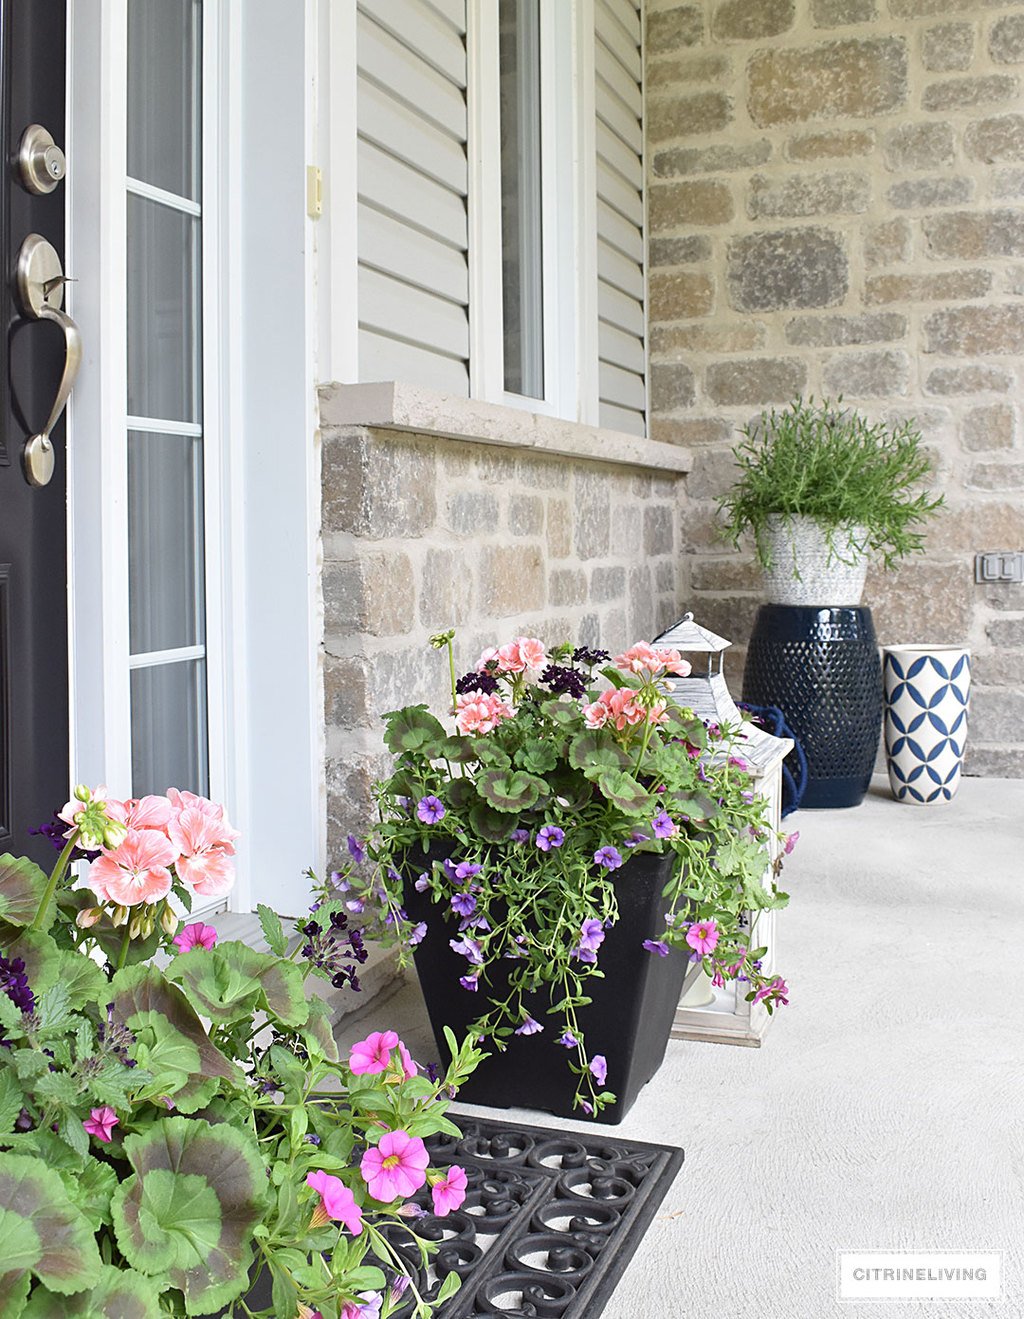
(655, 611), (731, 654)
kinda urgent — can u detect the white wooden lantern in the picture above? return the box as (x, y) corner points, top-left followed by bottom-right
(653, 612), (793, 1047)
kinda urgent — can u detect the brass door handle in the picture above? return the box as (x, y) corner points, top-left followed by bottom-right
(14, 233), (82, 487)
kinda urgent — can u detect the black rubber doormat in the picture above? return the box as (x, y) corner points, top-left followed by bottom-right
(389, 1115), (684, 1317)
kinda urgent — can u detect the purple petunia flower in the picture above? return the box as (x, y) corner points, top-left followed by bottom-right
(450, 936), (483, 965)
(408, 922), (427, 946)
(589, 1054), (608, 1086)
(454, 861), (482, 881)
(643, 939), (669, 957)
(580, 1101), (594, 1116)
(346, 834), (366, 863)
(451, 893), (477, 918)
(417, 796), (446, 824)
(593, 846), (623, 871)
(536, 826), (565, 852)
(511, 828), (530, 844)
(514, 1016), (543, 1036)
(577, 919), (605, 953)
(728, 756), (748, 771)
(459, 973), (479, 992)
(442, 858), (460, 882)
(557, 1031), (579, 1048)
(414, 872), (430, 892)
(345, 898), (365, 914)
(651, 811), (677, 839)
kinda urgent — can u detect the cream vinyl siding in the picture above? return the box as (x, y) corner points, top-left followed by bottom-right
(357, 0), (470, 394)
(594, 0), (646, 437)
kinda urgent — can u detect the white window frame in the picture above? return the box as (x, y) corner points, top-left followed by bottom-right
(468, 0), (599, 425)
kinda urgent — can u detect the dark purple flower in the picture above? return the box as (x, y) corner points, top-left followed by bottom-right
(536, 826), (564, 852)
(540, 665), (587, 699)
(451, 893), (476, 918)
(0, 956), (33, 1015)
(346, 834), (366, 864)
(643, 939), (669, 957)
(651, 811), (677, 839)
(28, 812), (98, 862)
(417, 796), (445, 825)
(456, 669), (498, 695)
(589, 1054), (608, 1086)
(593, 846), (623, 871)
(572, 647), (610, 666)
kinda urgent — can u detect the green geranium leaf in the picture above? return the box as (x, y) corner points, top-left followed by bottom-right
(0, 1070), (24, 1141)
(477, 770), (546, 814)
(112, 1117), (266, 1315)
(0, 1269), (30, 1318)
(672, 790), (718, 821)
(541, 700), (582, 728)
(112, 966), (243, 1113)
(167, 943), (308, 1028)
(568, 731), (630, 775)
(0, 855), (50, 928)
(474, 741), (511, 770)
(256, 904), (288, 958)
(383, 706), (447, 755)
(24, 1265), (162, 1318)
(302, 997), (340, 1063)
(0, 1153), (102, 1296)
(56, 951), (108, 1013)
(446, 778), (479, 812)
(596, 769), (653, 816)
(516, 739), (558, 775)
(468, 802), (517, 843)
(438, 735), (477, 763)
(62, 1160), (118, 1232)
(0, 928), (62, 998)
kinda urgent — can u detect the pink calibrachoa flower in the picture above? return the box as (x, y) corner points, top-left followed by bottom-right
(754, 976), (790, 1007)
(431, 1164), (468, 1216)
(86, 828), (178, 906)
(395, 1040), (418, 1080)
(349, 1030), (399, 1075)
(306, 1170), (363, 1233)
(686, 919), (720, 956)
(173, 921), (218, 953)
(783, 831), (800, 856)
(167, 804), (238, 899)
(455, 690), (514, 735)
(360, 1129), (430, 1201)
(340, 1296), (382, 1319)
(83, 1106), (119, 1143)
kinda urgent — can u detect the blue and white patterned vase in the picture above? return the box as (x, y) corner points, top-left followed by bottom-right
(882, 645), (971, 804)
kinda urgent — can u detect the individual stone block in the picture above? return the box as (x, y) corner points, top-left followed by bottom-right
(892, 0), (982, 13)
(964, 115), (1024, 164)
(865, 561), (972, 645)
(420, 547), (475, 629)
(990, 14), (1024, 65)
(787, 129), (875, 160)
(884, 122), (955, 170)
(822, 349), (910, 397)
(988, 617), (1024, 647)
(322, 431), (437, 539)
(647, 4), (703, 53)
(648, 235), (713, 267)
(323, 553), (416, 639)
(965, 747), (1024, 777)
(705, 357), (808, 406)
(748, 170), (870, 219)
(966, 461), (1024, 490)
(690, 557), (762, 591)
(886, 176), (973, 209)
(649, 272), (715, 320)
(961, 403), (1016, 451)
(864, 217), (912, 266)
(685, 446), (743, 499)
(546, 498), (572, 559)
(969, 689), (1024, 742)
(922, 75), (1018, 112)
(921, 23), (974, 73)
(573, 472), (611, 560)
(652, 322), (767, 353)
(647, 53), (731, 88)
(865, 270), (992, 304)
(650, 362), (697, 410)
(323, 654), (369, 731)
(925, 365), (1012, 394)
(507, 495), (544, 537)
(653, 141), (772, 177)
(812, 0), (877, 26)
(649, 181), (734, 229)
(785, 311), (907, 346)
(644, 505), (675, 556)
(447, 491), (500, 535)
(924, 208), (1024, 259)
(591, 565), (628, 603)
(549, 567), (588, 608)
(649, 416), (735, 446)
(747, 38), (908, 126)
(972, 652), (1024, 685)
(610, 504), (641, 556)
(727, 226), (848, 310)
(712, 0), (794, 41)
(925, 306), (1024, 355)
(648, 92), (732, 142)
(993, 169), (1024, 198)
(479, 545), (545, 615)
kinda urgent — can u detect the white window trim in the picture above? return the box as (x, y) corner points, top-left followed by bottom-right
(468, 0), (599, 425)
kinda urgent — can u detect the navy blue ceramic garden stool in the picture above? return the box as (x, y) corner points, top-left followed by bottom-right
(742, 605), (883, 810)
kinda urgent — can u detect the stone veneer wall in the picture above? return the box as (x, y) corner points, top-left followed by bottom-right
(645, 0), (1024, 775)
(319, 425), (684, 853)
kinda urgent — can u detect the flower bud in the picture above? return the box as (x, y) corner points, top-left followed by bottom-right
(128, 913), (144, 940)
(73, 784), (92, 802)
(110, 905), (129, 927)
(160, 907), (179, 937)
(141, 913), (155, 939)
(76, 907), (103, 930)
(102, 821), (127, 851)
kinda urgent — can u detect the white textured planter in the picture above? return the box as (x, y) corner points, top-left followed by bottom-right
(883, 645), (971, 805)
(760, 516), (869, 606)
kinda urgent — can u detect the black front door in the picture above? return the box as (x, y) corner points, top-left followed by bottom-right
(0, 1), (69, 863)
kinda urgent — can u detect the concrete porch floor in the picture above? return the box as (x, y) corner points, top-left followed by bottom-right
(335, 775), (1024, 1319)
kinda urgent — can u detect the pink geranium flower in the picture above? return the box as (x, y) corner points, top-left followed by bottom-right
(83, 1106), (119, 1143)
(686, 919), (720, 956)
(493, 637), (547, 673)
(106, 795), (174, 831)
(86, 828), (178, 907)
(349, 1030), (399, 1075)
(455, 690), (514, 735)
(167, 806), (238, 898)
(173, 921), (218, 953)
(306, 1170), (363, 1234)
(613, 643), (691, 677)
(360, 1129), (430, 1201)
(431, 1165), (468, 1216)
(582, 688), (647, 732)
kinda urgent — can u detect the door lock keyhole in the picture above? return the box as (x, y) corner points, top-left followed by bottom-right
(17, 124), (67, 195)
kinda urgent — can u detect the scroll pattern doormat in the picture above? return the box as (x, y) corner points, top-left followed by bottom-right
(387, 1116), (684, 1317)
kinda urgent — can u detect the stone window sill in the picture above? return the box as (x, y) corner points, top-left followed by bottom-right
(318, 381), (692, 475)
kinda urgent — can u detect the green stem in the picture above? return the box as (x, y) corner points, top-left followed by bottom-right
(115, 927), (132, 972)
(446, 635), (458, 711)
(29, 832), (79, 931)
